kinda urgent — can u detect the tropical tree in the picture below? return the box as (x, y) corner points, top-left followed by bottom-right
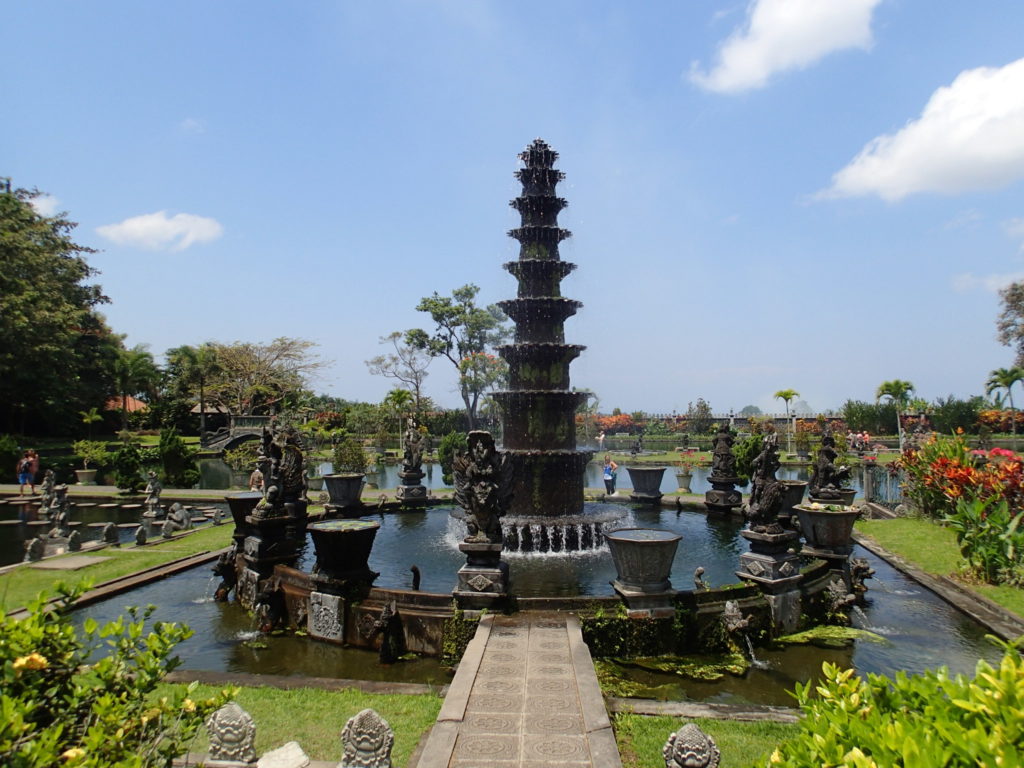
(166, 343), (221, 442)
(112, 344), (160, 432)
(876, 379), (915, 449)
(382, 387), (414, 450)
(774, 389), (800, 453)
(366, 331), (432, 418)
(986, 366), (1024, 449)
(79, 406), (103, 438)
(406, 284), (509, 429)
(205, 337), (323, 415)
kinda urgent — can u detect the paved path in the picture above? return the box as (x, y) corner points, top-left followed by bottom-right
(415, 612), (622, 768)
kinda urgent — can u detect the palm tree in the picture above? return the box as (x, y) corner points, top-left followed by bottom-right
(773, 389), (800, 453)
(876, 380), (915, 450)
(113, 345), (160, 433)
(986, 366), (1024, 449)
(383, 388), (415, 451)
(79, 407), (103, 438)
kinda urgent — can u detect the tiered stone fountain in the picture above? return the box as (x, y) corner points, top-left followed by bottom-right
(493, 139), (626, 551)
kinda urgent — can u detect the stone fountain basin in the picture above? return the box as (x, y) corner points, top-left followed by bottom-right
(793, 504), (861, 550)
(605, 527), (681, 593)
(308, 519), (380, 577)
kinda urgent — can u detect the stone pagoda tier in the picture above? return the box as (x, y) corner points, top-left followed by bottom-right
(494, 139), (590, 518)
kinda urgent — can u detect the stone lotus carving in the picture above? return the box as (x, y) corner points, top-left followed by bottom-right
(452, 431), (514, 544)
(340, 708), (394, 768)
(206, 701), (257, 765)
(663, 722), (721, 768)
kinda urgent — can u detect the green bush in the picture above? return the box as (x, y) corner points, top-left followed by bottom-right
(769, 640), (1023, 767)
(158, 427), (199, 488)
(71, 440), (109, 470)
(1, 434), (21, 477)
(437, 431), (468, 486)
(0, 585), (232, 767)
(112, 442), (144, 491)
(331, 430), (368, 474)
(223, 440), (259, 471)
(946, 496), (1024, 587)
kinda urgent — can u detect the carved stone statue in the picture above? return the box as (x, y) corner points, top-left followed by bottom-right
(144, 471), (163, 516)
(67, 530), (82, 552)
(663, 722), (721, 768)
(162, 502), (192, 537)
(452, 431), (514, 544)
(721, 600), (750, 634)
(213, 551), (238, 601)
(255, 422), (307, 514)
(402, 418), (425, 472)
(39, 469), (56, 510)
(809, 427), (851, 500)
(24, 536), (45, 562)
(101, 522), (119, 546)
(135, 526), (147, 546)
(205, 701), (257, 765)
(47, 491), (70, 539)
(709, 424), (737, 480)
(746, 433), (786, 532)
(369, 600), (404, 664)
(340, 708), (394, 768)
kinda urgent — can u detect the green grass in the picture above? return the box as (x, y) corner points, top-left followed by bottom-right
(857, 517), (1024, 618)
(159, 683), (442, 766)
(0, 523), (233, 612)
(613, 713), (797, 768)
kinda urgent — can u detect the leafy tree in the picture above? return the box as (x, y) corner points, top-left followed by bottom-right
(738, 404), (762, 416)
(930, 395), (984, 435)
(112, 441), (144, 491)
(205, 338), (322, 415)
(0, 186), (122, 434)
(331, 430), (368, 474)
(996, 280), (1024, 366)
(158, 427), (198, 487)
(79, 407), (103, 438)
(685, 398), (714, 435)
(840, 399), (897, 435)
(987, 366), (1024, 447)
(112, 345), (160, 432)
(406, 284), (509, 429)
(365, 332), (432, 417)
(165, 343), (220, 440)
(876, 379), (915, 448)
(437, 431), (468, 485)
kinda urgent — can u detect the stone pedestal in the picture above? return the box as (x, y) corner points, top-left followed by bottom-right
(225, 492), (262, 549)
(243, 512), (304, 579)
(705, 475), (742, 515)
(453, 541), (510, 611)
(626, 466), (666, 503)
(395, 468), (427, 506)
(736, 528), (802, 633)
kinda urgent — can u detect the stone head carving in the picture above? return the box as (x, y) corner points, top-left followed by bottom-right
(663, 722), (721, 768)
(206, 701), (257, 764)
(340, 708), (394, 768)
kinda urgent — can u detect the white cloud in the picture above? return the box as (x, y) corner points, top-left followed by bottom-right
(97, 211), (223, 252)
(179, 117), (206, 134)
(943, 209), (982, 231)
(30, 195), (60, 216)
(951, 272), (1024, 293)
(824, 57), (1024, 201)
(689, 0), (882, 93)
(1006, 217), (1024, 252)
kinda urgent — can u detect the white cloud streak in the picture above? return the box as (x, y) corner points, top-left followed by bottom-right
(689, 0), (882, 93)
(823, 57), (1024, 201)
(951, 272), (1024, 293)
(30, 195), (60, 216)
(97, 211), (223, 252)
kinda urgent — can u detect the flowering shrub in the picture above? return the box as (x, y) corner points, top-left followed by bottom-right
(0, 585), (232, 767)
(594, 413), (635, 434)
(978, 409), (1024, 433)
(769, 640), (1024, 767)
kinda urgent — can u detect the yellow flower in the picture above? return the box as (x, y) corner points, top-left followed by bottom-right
(61, 747), (85, 761)
(13, 653), (48, 671)
(182, 698), (196, 712)
(770, 749), (783, 763)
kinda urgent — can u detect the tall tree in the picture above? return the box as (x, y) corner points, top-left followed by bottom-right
(165, 343), (220, 441)
(365, 331), (432, 417)
(406, 284), (509, 429)
(774, 389), (800, 453)
(0, 185), (122, 434)
(876, 379), (915, 449)
(113, 345), (160, 432)
(986, 366), (1024, 449)
(997, 282), (1024, 366)
(205, 337), (322, 415)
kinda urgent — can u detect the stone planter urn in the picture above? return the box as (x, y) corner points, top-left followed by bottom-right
(794, 503), (861, 553)
(323, 473), (365, 512)
(308, 518), (380, 585)
(674, 471), (693, 493)
(75, 469), (97, 486)
(626, 466), (666, 503)
(225, 491), (263, 548)
(809, 488), (857, 507)
(605, 528), (681, 593)
(306, 476), (324, 492)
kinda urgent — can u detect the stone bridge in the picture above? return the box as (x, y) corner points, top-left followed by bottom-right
(204, 415), (271, 453)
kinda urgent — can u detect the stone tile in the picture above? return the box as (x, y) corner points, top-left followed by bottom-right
(524, 694), (577, 714)
(466, 692), (525, 713)
(478, 664), (523, 678)
(29, 555), (111, 570)
(452, 733), (520, 762)
(534, 652), (571, 664)
(462, 712), (522, 734)
(532, 639), (569, 651)
(485, 651), (526, 663)
(526, 677), (574, 696)
(522, 734), (590, 763)
(520, 763), (590, 768)
(476, 678), (526, 695)
(523, 713), (583, 735)
(527, 664), (572, 677)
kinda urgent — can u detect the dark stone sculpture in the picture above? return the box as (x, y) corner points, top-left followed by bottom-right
(809, 427), (852, 501)
(39, 469), (56, 510)
(721, 600), (750, 634)
(213, 550), (238, 601)
(402, 418), (425, 473)
(101, 522), (119, 546)
(663, 722), (721, 768)
(705, 424), (741, 514)
(254, 583), (288, 633)
(369, 600), (404, 665)
(693, 566), (709, 591)
(67, 530), (82, 552)
(162, 502), (192, 537)
(143, 471), (163, 517)
(135, 526), (147, 545)
(23, 536), (45, 562)
(396, 418), (428, 506)
(47, 487), (70, 538)
(745, 433), (786, 533)
(710, 424), (738, 479)
(452, 431), (514, 544)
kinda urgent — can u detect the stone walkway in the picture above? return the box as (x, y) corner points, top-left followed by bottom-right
(415, 613), (622, 768)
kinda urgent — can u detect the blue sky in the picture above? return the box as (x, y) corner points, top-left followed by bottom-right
(6, 1), (1024, 415)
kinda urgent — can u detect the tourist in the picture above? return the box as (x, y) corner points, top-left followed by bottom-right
(17, 451), (35, 495)
(248, 467), (264, 492)
(596, 431), (605, 451)
(602, 455), (618, 495)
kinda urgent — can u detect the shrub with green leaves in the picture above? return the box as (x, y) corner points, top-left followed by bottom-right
(71, 440), (109, 470)
(437, 431), (468, 486)
(946, 495), (1024, 587)
(112, 441), (144, 491)
(0, 585), (232, 767)
(331, 430), (368, 474)
(769, 640), (1023, 767)
(158, 427), (199, 488)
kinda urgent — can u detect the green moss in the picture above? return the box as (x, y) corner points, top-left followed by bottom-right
(440, 605), (478, 667)
(776, 625), (889, 649)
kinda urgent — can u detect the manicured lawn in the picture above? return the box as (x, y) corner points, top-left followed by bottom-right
(857, 517), (1024, 618)
(0, 523), (233, 612)
(613, 713), (797, 768)
(159, 683), (442, 766)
